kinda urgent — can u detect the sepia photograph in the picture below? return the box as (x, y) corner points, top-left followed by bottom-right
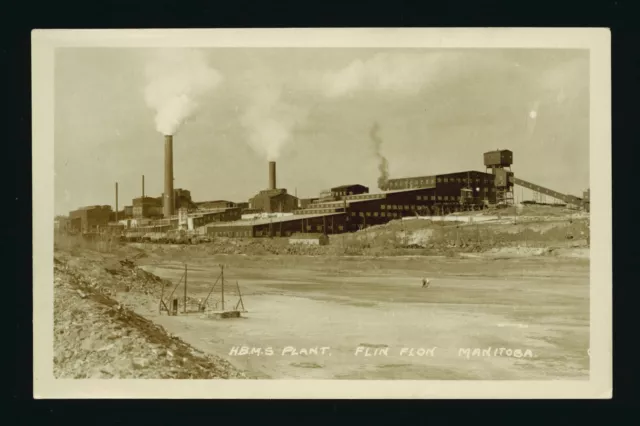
(33, 28), (611, 399)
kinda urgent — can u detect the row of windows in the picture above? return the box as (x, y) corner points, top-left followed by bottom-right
(388, 176), (494, 187)
(352, 204), (456, 217)
(300, 225), (345, 232)
(250, 224), (346, 235)
(213, 230), (251, 237)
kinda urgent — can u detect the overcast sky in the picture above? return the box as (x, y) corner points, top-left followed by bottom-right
(54, 48), (589, 215)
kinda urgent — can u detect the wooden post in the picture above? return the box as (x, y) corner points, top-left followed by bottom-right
(221, 265), (225, 311)
(159, 277), (165, 314)
(183, 264), (187, 313)
(235, 281), (245, 311)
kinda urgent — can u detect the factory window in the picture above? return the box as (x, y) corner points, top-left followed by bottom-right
(306, 226), (312, 231)
(411, 205), (416, 210)
(366, 212), (371, 217)
(444, 178), (448, 183)
(351, 212), (356, 216)
(491, 188), (495, 192)
(381, 212), (386, 217)
(476, 178), (480, 183)
(338, 225), (344, 231)
(317, 226), (322, 231)
(359, 212), (364, 217)
(404, 205), (409, 210)
(417, 196), (422, 200)
(374, 212), (378, 217)
(381, 204), (386, 209)
(437, 178), (442, 183)
(437, 196), (442, 200)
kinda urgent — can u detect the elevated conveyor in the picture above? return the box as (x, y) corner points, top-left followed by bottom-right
(510, 177), (582, 205)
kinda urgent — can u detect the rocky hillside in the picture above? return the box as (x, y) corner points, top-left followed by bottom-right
(53, 254), (245, 379)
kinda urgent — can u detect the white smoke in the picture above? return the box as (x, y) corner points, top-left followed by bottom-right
(240, 86), (308, 161)
(144, 49), (223, 136)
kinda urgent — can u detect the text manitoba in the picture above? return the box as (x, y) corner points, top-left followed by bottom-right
(458, 348), (534, 359)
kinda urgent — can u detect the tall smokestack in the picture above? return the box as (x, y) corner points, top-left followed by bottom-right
(164, 135), (174, 218)
(269, 161), (276, 190)
(115, 182), (119, 222)
(142, 175), (145, 199)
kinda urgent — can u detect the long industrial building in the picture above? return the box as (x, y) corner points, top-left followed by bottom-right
(206, 169), (497, 238)
(60, 144), (589, 238)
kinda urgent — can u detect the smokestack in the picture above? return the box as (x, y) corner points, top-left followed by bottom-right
(115, 182), (119, 222)
(269, 161), (276, 190)
(164, 135), (174, 218)
(142, 175), (145, 199)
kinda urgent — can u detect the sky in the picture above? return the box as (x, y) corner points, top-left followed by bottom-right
(54, 48), (589, 215)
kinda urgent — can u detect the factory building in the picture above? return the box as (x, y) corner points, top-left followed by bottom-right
(207, 167), (501, 239)
(384, 171), (498, 206)
(174, 188), (196, 210)
(196, 200), (236, 209)
(132, 196), (164, 218)
(207, 212), (347, 238)
(187, 207), (242, 230)
(248, 161), (299, 213)
(195, 200), (249, 210)
(289, 233), (329, 246)
(331, 184), (369, 198)
(298, 198), (319, 209)
(208, 185), (467, 239)
(69, 205), (113, 233)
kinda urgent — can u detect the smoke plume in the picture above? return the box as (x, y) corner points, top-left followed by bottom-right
(240, 86), (307, 161)
(370, 122), (389, 190)
(144, 49), (223, 136)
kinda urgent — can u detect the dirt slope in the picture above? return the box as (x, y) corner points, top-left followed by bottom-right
(53, 254), (245, 379)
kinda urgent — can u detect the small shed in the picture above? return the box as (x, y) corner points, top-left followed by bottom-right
(288, 233), (329, 246)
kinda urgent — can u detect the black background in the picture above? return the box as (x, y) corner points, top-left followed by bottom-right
(7, 0), (637, 422)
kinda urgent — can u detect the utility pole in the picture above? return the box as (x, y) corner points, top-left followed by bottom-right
(115, 182), (119, 222)
(220, 264), (225, 311)
(183, 264), (187, 313)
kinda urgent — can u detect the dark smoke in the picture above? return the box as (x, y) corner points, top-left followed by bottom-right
(370, 122), (389, 190)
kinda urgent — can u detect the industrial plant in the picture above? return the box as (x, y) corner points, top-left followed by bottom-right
(56, 135), (590, 241)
